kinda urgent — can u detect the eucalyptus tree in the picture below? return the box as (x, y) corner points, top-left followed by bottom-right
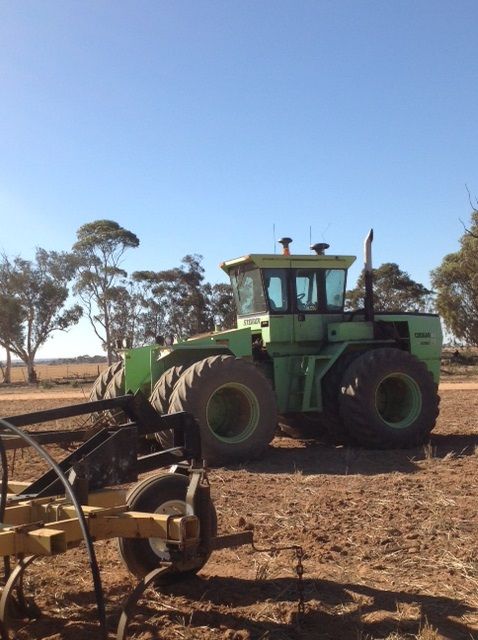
(0, 249), (82, 382)
(346, 263), (433, 313)
(432, 210), (478, 346)
(73, 220), (139, 364)
(207, 282), (235, 330)
(132, 255), (218, 342)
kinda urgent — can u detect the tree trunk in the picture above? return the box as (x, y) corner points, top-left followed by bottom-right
(26, 358), (37, 383)
(103, 301), (113, 365)
(4, 347), (11, 384)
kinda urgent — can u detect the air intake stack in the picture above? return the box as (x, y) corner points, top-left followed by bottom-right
(311, 243), (330, 255)
(278, 237), (292, 255)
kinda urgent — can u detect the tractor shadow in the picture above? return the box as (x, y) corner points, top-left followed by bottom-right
(126, 575), (478, 640)
(12, 572), (478, 640)
(238, 431), (478, 477)
(11, 574), (477, 640)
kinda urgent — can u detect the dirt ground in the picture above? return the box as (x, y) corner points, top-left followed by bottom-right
(0, 382), (476, 640)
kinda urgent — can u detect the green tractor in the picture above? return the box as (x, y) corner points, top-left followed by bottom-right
(91, 231), (442, 465)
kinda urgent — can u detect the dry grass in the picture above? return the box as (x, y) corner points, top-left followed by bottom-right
(441, 347), (478, 380)
(1, 362), (107, 384)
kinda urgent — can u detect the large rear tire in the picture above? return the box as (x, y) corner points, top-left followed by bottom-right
(339, 348), (440, 448)
(103, 367), (126, 424)
(118, 472), (216, 582)
(150, 366), (186, 450)
(318, 351), (362, 444)
(169, 355), (277, 465)
(89, 361), (123, 401)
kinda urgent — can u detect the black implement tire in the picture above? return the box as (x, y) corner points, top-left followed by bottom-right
(169, 355), (277, 465)
(118, 472), (216, 582)
(89, 361), (123, 401)
(150, 366), (186, 450)
(339, 348), (440, 448)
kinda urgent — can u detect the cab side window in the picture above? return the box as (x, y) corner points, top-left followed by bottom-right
(264, 269), (288, 312)
(295, 270), (318, 311)
(325, 269), (346, 311)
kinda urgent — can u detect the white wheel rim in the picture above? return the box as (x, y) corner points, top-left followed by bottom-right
(149, 498), (192, 557)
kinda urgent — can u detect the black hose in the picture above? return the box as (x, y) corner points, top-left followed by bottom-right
(0, 419), (107, 640)
(0, 436), (8, 525)
(0, 436), (10, 580)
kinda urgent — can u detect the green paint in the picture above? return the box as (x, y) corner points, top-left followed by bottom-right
(122, 249), (442, 420)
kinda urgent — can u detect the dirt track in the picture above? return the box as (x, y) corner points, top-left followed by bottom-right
(0, 386), (476, 639)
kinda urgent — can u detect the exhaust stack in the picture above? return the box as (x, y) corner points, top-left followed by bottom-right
(364, 229), (374, 323)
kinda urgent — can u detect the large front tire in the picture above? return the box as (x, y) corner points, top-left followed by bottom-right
(339, 348), (440, 448)
(118, 472), (216, 582)
(169, 355), (277, 465)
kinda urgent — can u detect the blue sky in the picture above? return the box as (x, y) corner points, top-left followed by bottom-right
(0, 1), (477, 358)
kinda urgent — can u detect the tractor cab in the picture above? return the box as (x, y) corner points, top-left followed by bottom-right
(221, 240), (356, 349)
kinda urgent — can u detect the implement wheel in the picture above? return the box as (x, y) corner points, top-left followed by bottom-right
(339, 348), (440, 448)
(150, 365), (186, 450)
(169, 355), (277, 465)
(118, 472), (216, 582)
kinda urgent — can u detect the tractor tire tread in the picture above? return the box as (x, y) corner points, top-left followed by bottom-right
(339, 347), (439, 449)
(169, 355), (277, 465)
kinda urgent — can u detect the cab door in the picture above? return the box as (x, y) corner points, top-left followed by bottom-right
(293, 269), (325, 343)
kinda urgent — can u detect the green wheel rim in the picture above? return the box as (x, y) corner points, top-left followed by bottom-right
(375, 373), (422, 429)
(205, 383), (260, 443)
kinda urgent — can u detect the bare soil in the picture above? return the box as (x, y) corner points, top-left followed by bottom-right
(0, 386), (477, 640)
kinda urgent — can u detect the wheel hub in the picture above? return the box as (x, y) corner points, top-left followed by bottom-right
(205, 383), (260, 443)
(375, 373), (422, 429)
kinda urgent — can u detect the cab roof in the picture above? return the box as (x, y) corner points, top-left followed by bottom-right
(220, 253), (356, 273)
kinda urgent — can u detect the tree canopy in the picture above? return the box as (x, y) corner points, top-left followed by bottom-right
(0, 250), (82, 381)
(431, 210), (478, 346)
(73, 220), (140, 363)
(130, 255), (235, 344)
(346, 262), (432, 313)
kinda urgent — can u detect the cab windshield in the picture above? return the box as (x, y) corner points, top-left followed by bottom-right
(230, 266), (267, 316)
(230, 265), (346, 316)
(295, 268), (346, 312)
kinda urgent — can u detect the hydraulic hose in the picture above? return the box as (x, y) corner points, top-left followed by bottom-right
(0, 418), (107, 640)
(0, 436), (8, 524)
(0, 436), (11, 579)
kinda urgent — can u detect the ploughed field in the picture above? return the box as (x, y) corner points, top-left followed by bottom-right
(0, 383), (476, 640)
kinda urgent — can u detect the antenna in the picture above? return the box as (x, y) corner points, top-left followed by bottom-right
(309, 225), (312, 252)
(273, 223), (276, 253)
